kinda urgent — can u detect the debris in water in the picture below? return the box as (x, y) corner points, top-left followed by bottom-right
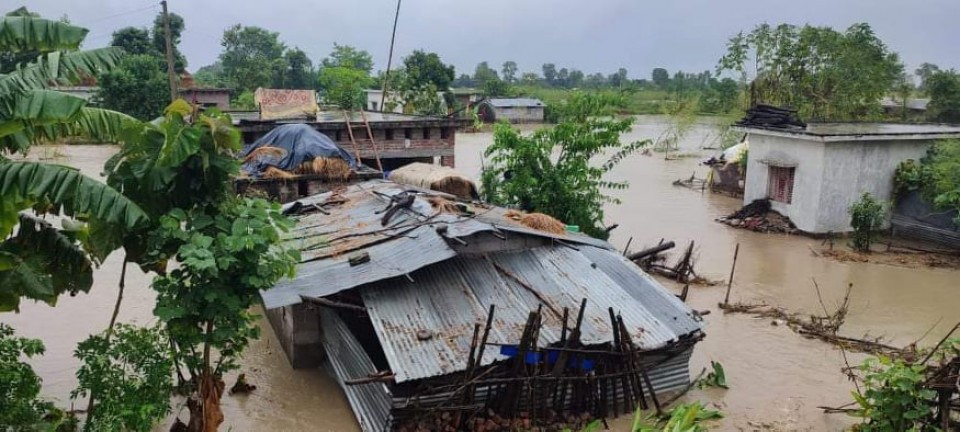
(229, 373), (257, 395)
(717, 198), (797, 234)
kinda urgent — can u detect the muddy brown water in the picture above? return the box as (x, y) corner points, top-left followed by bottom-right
(4, 116), (958, 431)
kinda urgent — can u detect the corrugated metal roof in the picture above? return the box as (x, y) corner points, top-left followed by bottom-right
(487, 98), (544, 108)
(321, 311), (392, 432)
(361, 245), (701, 383)
(262, 180), (615, 308)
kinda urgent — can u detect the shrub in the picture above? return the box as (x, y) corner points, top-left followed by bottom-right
(72, 324), (173, 432)
(849, 193), (885, 252)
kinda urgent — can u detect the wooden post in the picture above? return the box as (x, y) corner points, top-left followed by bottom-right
(723, 243), (740, 305)
(160, 1), (178, 102)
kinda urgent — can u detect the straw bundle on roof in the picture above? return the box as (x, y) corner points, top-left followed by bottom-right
(504, 210), (566, 234)
(297, 157), (351, 181)
(261, 166), (296, 179)
(427, 196), (461, 214)
(520, 213), (566, 234)
(388, 162), (478, 199)
(243, 146), (286, 163)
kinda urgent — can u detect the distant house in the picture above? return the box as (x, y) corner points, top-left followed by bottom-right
(364, 89), (452, 113)
(881, 97), (929, 120)
(735, 123), (960, 233)
(449, 87), (482, 109)
(53, 86), (99, 103)
(476, 98), (545, 123)
(179, 87), (231, 110)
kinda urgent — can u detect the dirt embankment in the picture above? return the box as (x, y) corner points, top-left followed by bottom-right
(816, 247), (960, 270)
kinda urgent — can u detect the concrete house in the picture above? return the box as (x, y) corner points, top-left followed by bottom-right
(477, 98), (545, 123)
(735, 123), (960, 234)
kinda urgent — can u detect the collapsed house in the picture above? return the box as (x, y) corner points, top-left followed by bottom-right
(260, 181), (704, 431)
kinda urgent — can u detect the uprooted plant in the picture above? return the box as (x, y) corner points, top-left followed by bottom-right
(721, 282), (912, 358)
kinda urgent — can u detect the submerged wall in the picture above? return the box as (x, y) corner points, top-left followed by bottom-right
(264, 303), (325, 369)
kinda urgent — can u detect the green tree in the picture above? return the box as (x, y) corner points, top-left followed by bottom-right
(651, 68), (670, 88)
(567, 69), (584, 88)
(151, 11), (185, 72)
(402, 50), (454, 91)
(98, 54), (169, 121)
(717, 23), (903, 121)
(474, 61), (499, 85)
(520, 72), (540, 86)
(926, 70), (960, 123)
(501, 60), (518, 83)
(320, 42), (373, 73)
(276, 47), (315, 89)
(219, 24), (286, 93)
(481, 92), (649, 238)
(110, 27), (152, 56)
(915, 62), (940, 95)
(318, 66), (370, 110)
(193, 61), (229, 88)
(542, 63), (557, 85)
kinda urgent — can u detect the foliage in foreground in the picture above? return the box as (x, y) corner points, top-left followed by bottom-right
(894, 140), (960, 227)
(852, 338), (959, 431)
(72, 324), (173, 432)
(481, 92), (649, 238)
(0, 324), (74, 430)
(631, 402), (724, 432)
(102, 100), (299, 431)
(848, 193), (885, 253)
(0, 9), (149, 312)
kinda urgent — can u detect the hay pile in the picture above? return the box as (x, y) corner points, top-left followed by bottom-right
(243, 145), (286, 163)
(427, 196), (461, 214)
(261, 166), (295, 179)
(505, 210), (566, 235)
(297, 157), (351, 181)
(388, 162), (478, 199)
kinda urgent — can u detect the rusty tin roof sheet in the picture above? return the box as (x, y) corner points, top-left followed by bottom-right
(262, 180), (613, 309)
(360, 245), (701, 383)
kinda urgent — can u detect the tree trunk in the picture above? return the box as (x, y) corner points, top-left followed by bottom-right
(186, 321), (224, 432)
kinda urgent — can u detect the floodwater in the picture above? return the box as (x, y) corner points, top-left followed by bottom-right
(4, 116), (959, 431)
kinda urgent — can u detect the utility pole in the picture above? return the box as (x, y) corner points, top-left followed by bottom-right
(161, 0), (178, 102)
(379, 0), (402, 111)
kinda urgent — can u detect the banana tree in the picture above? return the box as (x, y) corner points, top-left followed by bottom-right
(0, 10), (149, 311)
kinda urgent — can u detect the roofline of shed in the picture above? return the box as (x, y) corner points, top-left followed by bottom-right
(733, 124), (960, 143)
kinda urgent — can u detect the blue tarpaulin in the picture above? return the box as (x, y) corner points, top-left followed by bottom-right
(241, 124), (356, 177)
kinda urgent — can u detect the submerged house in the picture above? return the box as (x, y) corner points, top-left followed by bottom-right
(735, 123), (960, 234)
(476, 98), (545, 123)
(261, 181), (703, 431)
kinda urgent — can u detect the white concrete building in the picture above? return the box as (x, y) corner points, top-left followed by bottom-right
(735, 123), (960, 234)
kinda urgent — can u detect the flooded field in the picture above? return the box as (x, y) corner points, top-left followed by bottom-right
(4, 116), (959, 431)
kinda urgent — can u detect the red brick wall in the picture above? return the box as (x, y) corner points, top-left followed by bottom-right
(338, 126), (457, 167)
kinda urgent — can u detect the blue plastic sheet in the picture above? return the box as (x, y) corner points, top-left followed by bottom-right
(241, 124), (356, 177)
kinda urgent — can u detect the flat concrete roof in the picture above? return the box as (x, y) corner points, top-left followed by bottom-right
(233, 110), (469, 130)
(734, 123), (960, 142)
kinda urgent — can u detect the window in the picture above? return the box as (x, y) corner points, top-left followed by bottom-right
(440, 127), (450, 139)
(422, 127), (431, 140)
(371, 101), (378, 111)
(404, 128), (412, 139)
(768, 166), (795, 204)
(385, 128), (394, 140)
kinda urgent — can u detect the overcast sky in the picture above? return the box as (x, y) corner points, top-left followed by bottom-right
(17, 0), (960, 80)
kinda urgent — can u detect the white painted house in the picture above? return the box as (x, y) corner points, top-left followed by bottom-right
(735, 123), (960, 234)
